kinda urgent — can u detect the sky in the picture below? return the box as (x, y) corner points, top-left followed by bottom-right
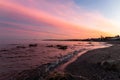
(0, 0), (120, 39)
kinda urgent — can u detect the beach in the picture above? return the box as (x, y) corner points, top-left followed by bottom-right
(1, 0), (120, 79)
(65, 42), (120, 80)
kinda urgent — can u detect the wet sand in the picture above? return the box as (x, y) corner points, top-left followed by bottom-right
(65, 42), (120, 80)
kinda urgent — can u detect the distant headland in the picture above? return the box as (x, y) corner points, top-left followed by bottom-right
(44, 35), (120, 42)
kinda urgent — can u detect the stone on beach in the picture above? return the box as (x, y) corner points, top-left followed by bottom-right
(100, 59), (120, 71)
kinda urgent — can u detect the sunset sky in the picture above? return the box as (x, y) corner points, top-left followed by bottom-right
(0, 0), (120, 39)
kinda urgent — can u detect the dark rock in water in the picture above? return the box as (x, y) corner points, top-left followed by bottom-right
(100, 59), (120, 71)
(11, 64), (48, 80)
(16, 46), (26, 49)
(56, 45), (68, 50)
(46, 45), (67, 50)
(0, 49), (8, 52)
(46, 45), (54, 47)
(45, 72), (88, 80)
(29, 44), (38, 47)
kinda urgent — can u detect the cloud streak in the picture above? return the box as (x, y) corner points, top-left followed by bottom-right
(0, 0), (117, 39)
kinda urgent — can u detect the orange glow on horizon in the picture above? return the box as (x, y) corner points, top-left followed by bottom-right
(0, 0), (119, 39)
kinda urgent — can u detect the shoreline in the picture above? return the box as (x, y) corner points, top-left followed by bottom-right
(64, 42), (120, 80)
(55, 42), (112, 72)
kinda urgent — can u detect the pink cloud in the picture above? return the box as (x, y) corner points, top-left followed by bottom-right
(0, 24), (70, 39)
(0, 0), (117, 39)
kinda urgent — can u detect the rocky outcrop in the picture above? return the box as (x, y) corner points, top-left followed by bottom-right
(100, 59), (120, 71)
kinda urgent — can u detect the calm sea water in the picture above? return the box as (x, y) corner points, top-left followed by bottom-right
(0, 39), (111, 79)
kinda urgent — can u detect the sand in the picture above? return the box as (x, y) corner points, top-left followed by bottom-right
(65, 42), (120, 80)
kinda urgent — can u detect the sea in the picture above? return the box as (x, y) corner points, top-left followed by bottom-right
(0, 39), (111, 79)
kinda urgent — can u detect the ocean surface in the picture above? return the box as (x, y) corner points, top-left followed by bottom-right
(0, 39), (111, 79)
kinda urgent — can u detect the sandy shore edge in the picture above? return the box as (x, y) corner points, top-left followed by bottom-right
(65, 42), (120, 80)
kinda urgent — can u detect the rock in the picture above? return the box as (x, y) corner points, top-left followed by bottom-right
(46, 45), (54, 47)
(56, 45), (68, 50)
(29, 44), (38, 47)
(12, 64), (48, 80)
(46, 44), (68, 50)
(0, 49), (8, 52)
(16, 46), (26, 49)
(73, 51), (78, 55)
(100, 59), (120, 71)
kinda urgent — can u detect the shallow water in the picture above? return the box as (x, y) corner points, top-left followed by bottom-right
(0, 40), (111, 79)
